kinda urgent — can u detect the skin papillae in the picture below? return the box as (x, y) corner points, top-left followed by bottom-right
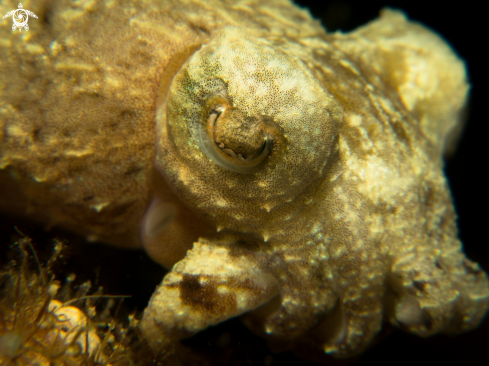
(0, 0), (488, 359)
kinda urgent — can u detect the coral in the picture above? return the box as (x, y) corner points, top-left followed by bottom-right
(0, 235), (154, 366)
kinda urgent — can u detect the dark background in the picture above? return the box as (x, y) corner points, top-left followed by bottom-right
(1, 1), (487, 365)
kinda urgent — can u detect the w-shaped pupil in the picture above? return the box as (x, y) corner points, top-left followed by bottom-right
(212, 108), (267, 161)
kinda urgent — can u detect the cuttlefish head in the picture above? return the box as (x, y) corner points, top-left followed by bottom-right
(142, 28), (341, 268)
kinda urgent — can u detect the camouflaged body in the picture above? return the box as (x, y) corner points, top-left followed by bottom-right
(1, 0), (488, 358)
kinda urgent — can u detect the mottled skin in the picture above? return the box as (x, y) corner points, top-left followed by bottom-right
(0, 0), (488, 359)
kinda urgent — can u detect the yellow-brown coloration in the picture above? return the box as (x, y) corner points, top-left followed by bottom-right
(1, 0), (488, 358)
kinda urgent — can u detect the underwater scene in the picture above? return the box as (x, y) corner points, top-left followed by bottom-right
(0, 0), (487, 365)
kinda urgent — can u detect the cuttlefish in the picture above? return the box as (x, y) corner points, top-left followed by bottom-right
(1, 0), (488, 358)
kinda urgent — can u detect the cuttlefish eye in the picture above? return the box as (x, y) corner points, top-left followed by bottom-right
(199, 94), (276, 174)
(158, 28), (339, 191)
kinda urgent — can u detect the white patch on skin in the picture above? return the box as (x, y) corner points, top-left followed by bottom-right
(65, 148), (94, 157)
(90, 202), (109, 212)
(344, 152), (416, 205)
(399, 58), (436, 110)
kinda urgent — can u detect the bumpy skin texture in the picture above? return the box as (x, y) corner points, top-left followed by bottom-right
(1, 0), (488, 358)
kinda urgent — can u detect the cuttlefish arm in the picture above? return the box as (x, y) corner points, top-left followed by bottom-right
(140, 238), (279, 351)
